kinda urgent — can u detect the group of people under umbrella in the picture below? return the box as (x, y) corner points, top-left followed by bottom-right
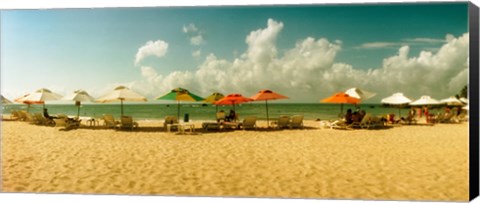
(2, 86), (468, 127)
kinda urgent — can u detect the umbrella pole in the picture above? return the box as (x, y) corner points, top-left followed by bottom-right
(265, 100), (269, 127)
(177, 101), (180, 119)
(27, 104), (30, 112)
(77, 102), (81, 118)
(121, 100), (124, 117)
(340, 103), (344, 117)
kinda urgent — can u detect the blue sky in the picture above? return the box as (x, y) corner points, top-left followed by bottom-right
(0, 2), (470, 102)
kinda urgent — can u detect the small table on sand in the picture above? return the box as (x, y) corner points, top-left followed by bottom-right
(78, 117), (99, 126)
(167, 123), (195, 134)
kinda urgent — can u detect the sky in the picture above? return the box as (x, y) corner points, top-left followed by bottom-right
(0, 2), (470, 103)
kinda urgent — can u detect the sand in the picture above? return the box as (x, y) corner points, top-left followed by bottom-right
(1, 119), (469, 201)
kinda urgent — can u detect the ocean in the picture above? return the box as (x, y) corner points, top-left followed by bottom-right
(1, 103), (424, 121)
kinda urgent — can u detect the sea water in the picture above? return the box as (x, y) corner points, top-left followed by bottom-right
(2, 103), (420, 121)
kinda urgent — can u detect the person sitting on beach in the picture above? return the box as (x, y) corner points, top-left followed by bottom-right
(43, 108), (53, 119)
(225, 110), (236, 122)
(351, 112), (362, 123)
(345, 109), (353, 124)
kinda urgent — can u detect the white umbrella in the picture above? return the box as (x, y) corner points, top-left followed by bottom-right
(381, 92), (412, 105)
(96, 86), (147, 116)
(381, 92), (412, 116)
(410, 95), (441, 106)
(440, 97), (464, 106)
(462, 105), (469, 110)
(345, 88), (376, 100)
(459, 97), (468, 104)
(22, 88), (63, 109)
(1, 95), (13, 105)
(62, 90), (96, 117)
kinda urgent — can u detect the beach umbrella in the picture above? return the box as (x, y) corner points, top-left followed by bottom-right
(1, 95), (13, 105)
(381, 92), (412, 116)
(409, 95), (441, 106)
(156, 87), (205, 118)
(345, 88), (376, 100)
(203, 92), (225, 112)
(62, 90), (96, 117)
(459, 97), (468, 104)
(14, 94), (44, 112)
(22, 88), (63, 109)
(250, 89), (288, 127)
(440, 97), (464, 106)
(320, 92), (361, 116)
(96, 86), (147, 116)
(462, 104), (469, 110)
(214, 93), (253, 111)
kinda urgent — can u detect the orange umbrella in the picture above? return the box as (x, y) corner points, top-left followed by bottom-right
(250, 89), (288, 127)
(214, 94), (253, 111)
(321, 92), (361, 116)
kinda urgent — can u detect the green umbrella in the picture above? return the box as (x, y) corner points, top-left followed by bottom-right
(156, 87), (205, 118)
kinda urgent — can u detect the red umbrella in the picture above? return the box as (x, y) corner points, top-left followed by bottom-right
(214, 94), (253, 111)
(250, 89), (288, 127)
(321, 92), (360, 116)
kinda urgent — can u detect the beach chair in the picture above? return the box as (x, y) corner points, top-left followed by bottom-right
(271, 115), (290, 129)
(102, 114), (120, 128)
(242, 116), (257, 130)
(202, 122), (221, 131)
(163, 116), (179, 131)
(437, 113), (455, 123)
(53, 117), (81, 130)
(289, 115), (304, 129)
(119, 116), (139, 130)
(33, 113), (48, 125)
(328, 119), (352, 130)
(351, 113), (373, 129)
(24, 112), (38, 124)
(454, 112), (468, 122)
(18, 110), (28, 121)
(9, 110), (20, 120)
(216, 111), (226, 123)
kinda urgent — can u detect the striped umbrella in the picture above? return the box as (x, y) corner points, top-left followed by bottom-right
(156, 87), (205, 118)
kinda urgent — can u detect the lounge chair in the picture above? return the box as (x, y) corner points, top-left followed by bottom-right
(18, 110), (28, 121)
(163, 116), (179, 131)
(326, 119), (352, 130)
(102, 114), (119, 128)
(242, 116), (257, 130)
(53, 117), (81, 130)
(437, 113), (455, 123)
(271, 115), (290, 129)
(400, 114), (417, 125)
(24, 112), (38, 124)
(202, 122), (221, 131)
(289, 115), (304, 129)
(8, 110), (20, 120)
(216, 111), (226, 123)
(119, 116), (139, 130)
(352, 113), (385, 129)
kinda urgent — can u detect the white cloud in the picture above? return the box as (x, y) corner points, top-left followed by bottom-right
(192, 50), (201, 57)
(190, 35), (204, 45)
(134, 40), (169, 65)
(182, 24), (198, 33)
(403, 37), (446, 44)
(128, 19), (468, 102)
(183, 23), (205, 46)
(357, 42), (400, 49)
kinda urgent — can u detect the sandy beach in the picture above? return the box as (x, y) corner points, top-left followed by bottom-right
(1, 119), (469, 201)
